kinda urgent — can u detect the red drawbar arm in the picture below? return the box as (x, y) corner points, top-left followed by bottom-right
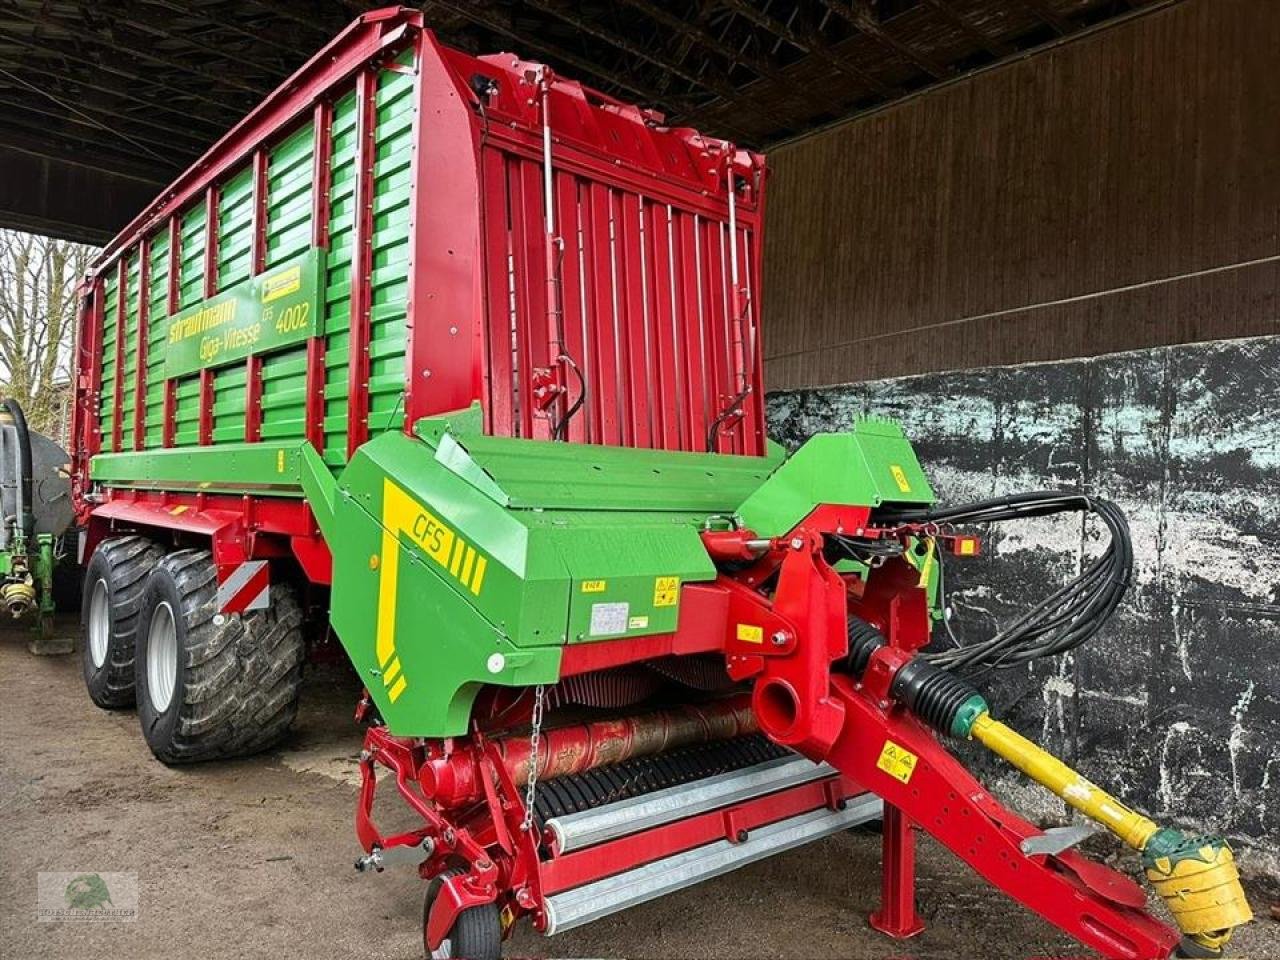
(820, 676), (1179, 960)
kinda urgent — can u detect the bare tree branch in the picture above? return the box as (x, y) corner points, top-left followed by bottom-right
(0, 229), (98, 440)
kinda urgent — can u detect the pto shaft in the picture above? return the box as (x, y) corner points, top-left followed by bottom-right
(846, 628), (1253, 952)
(968, 713), (1158, 849)
(965, 711), (1252, 949)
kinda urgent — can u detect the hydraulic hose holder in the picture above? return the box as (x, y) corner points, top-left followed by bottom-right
(846, 621), (1253, 956)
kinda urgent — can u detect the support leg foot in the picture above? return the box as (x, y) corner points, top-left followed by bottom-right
(869, 803), (925, 939)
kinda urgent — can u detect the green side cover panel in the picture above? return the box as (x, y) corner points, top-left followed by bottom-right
(309, 418), (750, 736)
(737, 419), (934, 536)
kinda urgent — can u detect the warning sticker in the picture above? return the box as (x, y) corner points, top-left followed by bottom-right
(589, 602), (630, 636)
(736, 623), (764, 644)
(889, 464), (912, 494)
(876, 739), (919, 784)
(628, 615), (649, 630)
(653, 576), (679, 607)
(581, 579), (607, 593)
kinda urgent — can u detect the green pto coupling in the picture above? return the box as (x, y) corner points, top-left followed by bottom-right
(1140, 829), (1253, 955)
(845, 623), (1252, 953)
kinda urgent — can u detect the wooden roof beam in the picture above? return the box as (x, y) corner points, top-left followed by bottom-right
(819, 0), (952, 78)
(518, 0), (736, 101)
(420, 0), (687, 111)
(0, 34), (243, 126)
(920, 0), (1015, 59)
(4, 6), (269, 96)
(717, 0), (899, 99)
(1018, 0), (1075, 35)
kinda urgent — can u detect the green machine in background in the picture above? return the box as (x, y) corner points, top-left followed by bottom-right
(0, 399), (72, 645)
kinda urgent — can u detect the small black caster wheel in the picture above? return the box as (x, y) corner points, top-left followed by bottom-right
(423, 869), (502, 960)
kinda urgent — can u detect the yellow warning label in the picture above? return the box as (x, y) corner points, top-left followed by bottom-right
(653, 576), (679, 607)
(276, 449), (285, 473)
(581, 579), (607, 593)
(261, 264), (302, 303)
(876, 739), (919, 784)
(736, 623), (764, 644)
(916, 537), (935, 588)
(959, 538), (976, 556)
(889, 464), (912, 494)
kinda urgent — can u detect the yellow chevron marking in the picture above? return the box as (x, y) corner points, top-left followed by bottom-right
(388, 675), (408, 703)
(374, 479), (492, 698)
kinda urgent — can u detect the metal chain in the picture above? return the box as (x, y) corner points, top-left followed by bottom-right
(520, 684), (546, 833)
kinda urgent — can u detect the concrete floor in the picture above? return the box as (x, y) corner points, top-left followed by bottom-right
(1, 621), (1276, 960)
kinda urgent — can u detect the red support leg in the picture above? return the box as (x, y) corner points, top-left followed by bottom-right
(869, 803), (925, 939)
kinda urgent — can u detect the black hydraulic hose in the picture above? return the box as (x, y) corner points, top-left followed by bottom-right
(2, 398), (34, 539)
(552, 353), (586, 442)
(871, 491), (1133, 672)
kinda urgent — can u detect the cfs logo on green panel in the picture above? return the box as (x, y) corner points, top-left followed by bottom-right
(374, 479), (489, 703)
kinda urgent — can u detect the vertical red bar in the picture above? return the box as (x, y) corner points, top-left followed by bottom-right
(245, 148), (269, 443)
(346, 68), (376, 460)
(584, 183), (619, 446)
(110, 257), (126, 454)
(198, 186), (218, 446)
(700, 218), (731, 453)
(312, 100), (333, 251)
(83, 279), (105, 459)
(133, 236), (150, 450)
(723, 222), (748, 454)
(675, 211), (707, 451)
(554, 171), (588, 443)
(618, 192), (649, 449)
(404, 30), (485, 429)
(736, 225), (764, 455)
(646, 200), (679, 450)
(868, 805), (926, 938)
(305, 102), (333, 453)
(479, 149), (514, 437)
(507, 159), (545, 440)
(163, 216), (179, 449)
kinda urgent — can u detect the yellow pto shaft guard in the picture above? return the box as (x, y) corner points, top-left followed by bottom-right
(968, 712), (1253, 950)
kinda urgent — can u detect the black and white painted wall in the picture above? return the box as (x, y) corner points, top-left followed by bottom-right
(767, 335), (1280, 874)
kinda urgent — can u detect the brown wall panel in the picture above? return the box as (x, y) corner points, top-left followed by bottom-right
(762, 0), (1280, 390)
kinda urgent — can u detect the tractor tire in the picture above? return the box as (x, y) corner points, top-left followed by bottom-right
(81, 535), (165, 709)
(423, 870), (503, 960)
(134, 549), (304, 764)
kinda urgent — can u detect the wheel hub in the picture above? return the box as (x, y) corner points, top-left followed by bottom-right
(88, 579), (110, 669)
(146, 600), (178, 712)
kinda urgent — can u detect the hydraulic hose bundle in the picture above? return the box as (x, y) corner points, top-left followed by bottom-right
(876, 491), (1133, 671)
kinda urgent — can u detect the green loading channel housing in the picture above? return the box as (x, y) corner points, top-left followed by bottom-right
(300, 408), (936, 736)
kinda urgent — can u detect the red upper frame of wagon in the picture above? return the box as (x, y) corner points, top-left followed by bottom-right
(91, 7), (765, 273)
(79, 6), (769, 460)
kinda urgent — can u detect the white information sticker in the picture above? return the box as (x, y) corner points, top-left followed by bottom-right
(589, 602), (630, 636)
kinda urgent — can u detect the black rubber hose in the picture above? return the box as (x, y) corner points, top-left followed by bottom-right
(2, 398), (34, 539)
(845, 617), (888, 677)
(889, 659), (983, 737)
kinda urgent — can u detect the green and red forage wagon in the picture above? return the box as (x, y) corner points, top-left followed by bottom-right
(68, 8), (1251, 959)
